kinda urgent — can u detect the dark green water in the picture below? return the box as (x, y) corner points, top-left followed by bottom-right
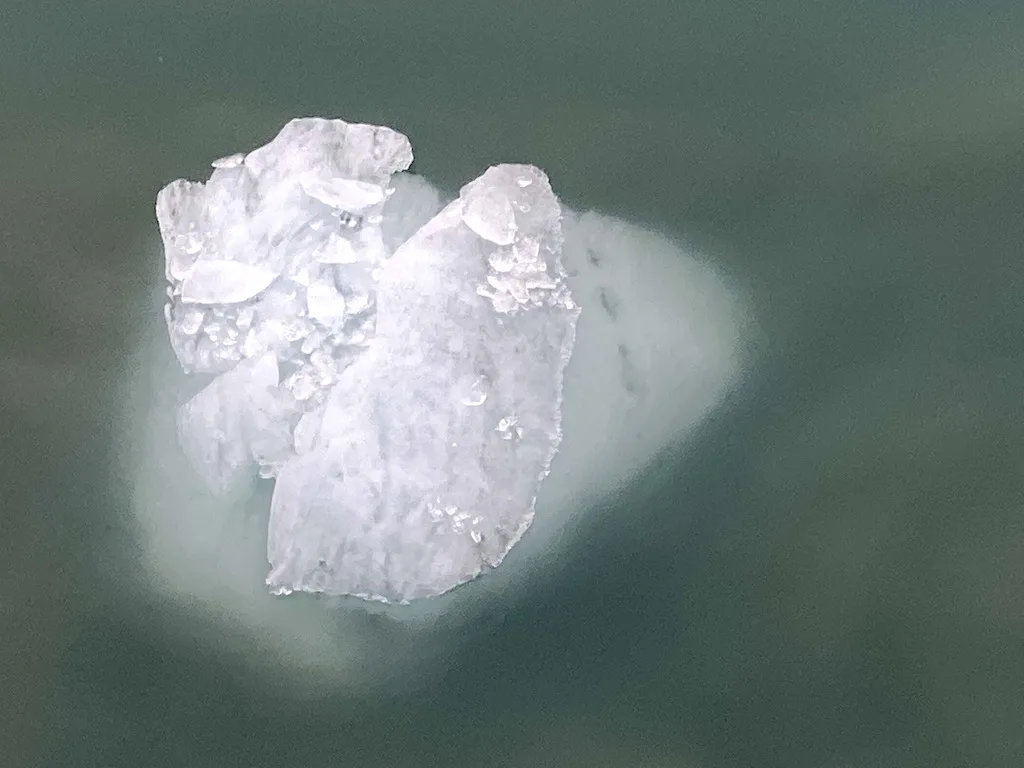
(4, 2), (1024, 766)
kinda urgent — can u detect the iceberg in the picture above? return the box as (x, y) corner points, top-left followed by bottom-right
(133, 140), (744, 689)
(155, 118), (581, 602)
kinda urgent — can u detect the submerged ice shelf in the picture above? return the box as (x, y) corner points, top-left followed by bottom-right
(156, 118), (581, 603)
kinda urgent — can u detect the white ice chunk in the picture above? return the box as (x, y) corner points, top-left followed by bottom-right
(300, 175), (386, 211)
(461, 185), (517, 245)
(157, 121), (580, 604)
(212, 152), (246, 169)
(157, 115), (416, 388)
(180, 260), (279, 304)
(265, 163), (579, 603)
(243, 118), (413, 192)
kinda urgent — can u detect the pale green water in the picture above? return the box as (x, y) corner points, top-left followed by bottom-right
(3, 2), (1024, 767)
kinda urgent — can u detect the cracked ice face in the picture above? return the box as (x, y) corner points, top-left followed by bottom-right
(155, 118), (580, 603)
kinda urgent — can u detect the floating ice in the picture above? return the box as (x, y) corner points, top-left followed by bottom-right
(155, 118), (580, 603)
(134, 156), (744, 689)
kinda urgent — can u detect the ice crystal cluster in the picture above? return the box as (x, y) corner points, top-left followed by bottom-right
(155, 118), (580, 603)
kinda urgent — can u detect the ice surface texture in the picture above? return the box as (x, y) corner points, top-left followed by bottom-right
(155, 118), (580, 603)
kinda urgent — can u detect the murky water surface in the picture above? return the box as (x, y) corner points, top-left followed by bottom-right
(3, 2), (1024, 766)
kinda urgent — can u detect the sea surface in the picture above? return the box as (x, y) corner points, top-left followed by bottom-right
(3, 2), (1024, 766)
